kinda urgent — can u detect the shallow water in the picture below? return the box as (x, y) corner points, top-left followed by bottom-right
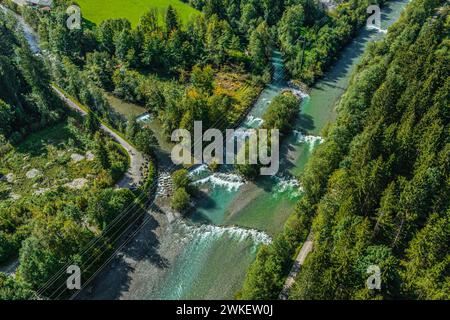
(4, 0), (410, 299)
(145, 0), (411, 299)
(93, 1), (407, 299)
(223, 0), (411, 232)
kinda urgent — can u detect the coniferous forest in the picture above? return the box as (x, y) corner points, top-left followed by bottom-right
(0, 0), (448, 303)
(240, 0), (449, 300)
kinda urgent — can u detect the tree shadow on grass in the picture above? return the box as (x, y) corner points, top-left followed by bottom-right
(15, 121), (83, 157)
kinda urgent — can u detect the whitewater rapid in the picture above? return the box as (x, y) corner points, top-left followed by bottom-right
(180, 221), (272, 246)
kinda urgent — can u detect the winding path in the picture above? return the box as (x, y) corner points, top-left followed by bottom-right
(3, 4), (145, 190)
(279, 233), (314, 300)
(52, 86), (145, 189)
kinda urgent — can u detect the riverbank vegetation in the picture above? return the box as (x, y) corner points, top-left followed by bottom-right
(3, 0), (447, 301)
(0, 10), (146, 300)
(240, 0), (449, 300)
(0, 9), (64, 145)
(171, 169), (193, 213)
(0, 116), (137, 299)
(4, 0), (264, 147)
(236, 92), (300, 180)
(3, 0), (389, 151)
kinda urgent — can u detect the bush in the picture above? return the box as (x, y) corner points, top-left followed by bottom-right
(133, 127), (157, 156)
(171, 188), (190, 213)
(143, 160), (156, 191)
(0, 273), (33, 300)
(171, 169), (190, 190)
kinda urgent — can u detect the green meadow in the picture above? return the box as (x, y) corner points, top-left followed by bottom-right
(76, 0), (201, 27)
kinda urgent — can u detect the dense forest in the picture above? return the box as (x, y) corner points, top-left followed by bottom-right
(0, 10), (148, 299)
(188, 0), (389, 83)
(2, 0), (448, 301)
(240, 0), (449, 299)
(6, 0), (266, 140)
(0, 9), (64, 144)
(3, 0), (390, 142)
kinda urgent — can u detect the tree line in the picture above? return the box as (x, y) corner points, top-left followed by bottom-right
(0, 11), (142, 299)
(6, 0), (389, 145)
(239, 0), (449, 299)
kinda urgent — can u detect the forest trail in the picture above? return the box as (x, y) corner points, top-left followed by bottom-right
(52, 85), (145, 190)
(279, 233), (314, 300)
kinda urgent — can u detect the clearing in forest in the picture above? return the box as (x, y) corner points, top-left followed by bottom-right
(76, 0), (201, 27)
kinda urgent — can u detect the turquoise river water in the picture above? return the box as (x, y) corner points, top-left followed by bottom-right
(1, 0), (410, 299)
(129, 0), (410, 300)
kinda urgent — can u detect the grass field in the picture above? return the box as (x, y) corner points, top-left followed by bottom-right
(76, 0), (201, 27)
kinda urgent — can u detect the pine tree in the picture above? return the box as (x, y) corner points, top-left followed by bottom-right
(94, 132), (110, 169)
(165, 5), (179, 33)
(85, 110), (100, 135)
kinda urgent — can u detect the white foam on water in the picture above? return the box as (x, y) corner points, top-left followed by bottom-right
(244, 115), (264, 127)
(156, 172), (173, 196)
(367, 25), (387, 34)
(272, 175), (304, 198)
(293, 130), (324, 151)
(180, 222), (272, 246)
(137, 115), (150, 122)
(289, 88), (310, 99)
(191, 172), (244, 192)
(189, 164), (210, 177)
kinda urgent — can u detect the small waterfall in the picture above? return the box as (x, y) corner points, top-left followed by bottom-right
(189, 164), (210, 177)
(156, 171), (173, 196)
(136, 113), (152, 123)
(293, 130), (325, 151)
(367, 25), (388, 34)
(272, 175), (304, 198)
(191, 172), (244, 192)
(180, 221), (272, 246)
(244, 115), (264, 127)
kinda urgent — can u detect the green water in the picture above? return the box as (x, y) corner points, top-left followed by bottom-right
(145, 222), (267, 299)
(189, 51), (288, 227)
(142, 0), (410, 300)
(82, 0), (410, 300)
(224, 0), (410, 233)
(106, 93), (147, 118)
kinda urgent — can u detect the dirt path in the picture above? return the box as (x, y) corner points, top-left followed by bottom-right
(279, 233), (313, 300)
(52, 86), (145, 189)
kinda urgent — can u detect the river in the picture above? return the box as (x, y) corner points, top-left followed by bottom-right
(1, 0), (410, 299)
(105, 0), (409, 300)
(0, 4), (40, 54)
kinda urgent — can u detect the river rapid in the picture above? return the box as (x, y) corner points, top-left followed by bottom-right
(1, 0), (410, 299)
